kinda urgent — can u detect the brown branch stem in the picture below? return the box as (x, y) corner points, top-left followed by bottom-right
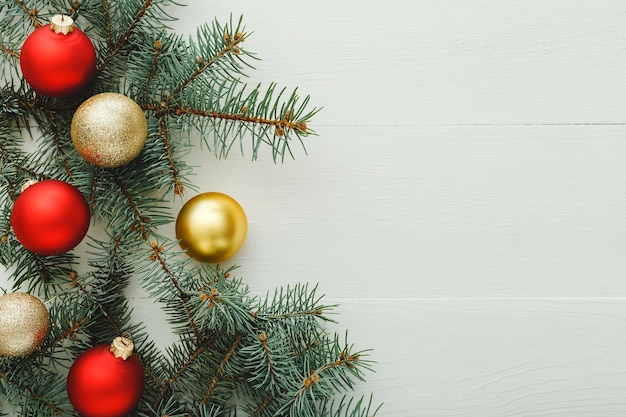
(253, 394), (274, 417)
(200, 334), (243, 405)
(69, 267), (123, 336)
(150, 344), (207, 410)
(142, 40), (162, 97)
(0, 370), (64, 414)
(142, 103), (308, 136)
(101, 0), (113, 48)
(40, 317), (89, 352)
(89, 168), (99, 212)
(178, 107), (306, 133)
(0, 43), (19, 60)
(98, 0), (154, 71)
(13, 0), (42, 28)
(168, 34), (245, 100)
(258, 332), (279, 382)
(158, 115), (184, 195)
(47, 113), (75, 180)
(114, 177), (149, 240)
(149, 242), (202, 340)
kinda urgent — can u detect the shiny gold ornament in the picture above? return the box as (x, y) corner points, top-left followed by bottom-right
(0, 292), (51, 357)
(71, 92), (148, 168)
(176, 192), (247, 263)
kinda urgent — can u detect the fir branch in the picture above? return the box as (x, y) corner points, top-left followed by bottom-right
(0, 140), (27, 177)
(328, 395), (382, 417)
(96, 0), (178, 80)
(98, 0), (154, 71)
(140, 83), (318, 161)
(244, 330), (296, 395)
(148, 241), (201, 339)
(0, 372), (65, 415)
(167, 29), (246, 101)
(89, 166), (172, 242)
(0, 1), (375, 415)
(101, 0), (113, 47)
(152, 342), (210, 410)
(175, 106), (309, 137)
(0, 91), (22, 115)
(199, 333), (243, 405)
(42, 291), (97, 360)
(128, 17), (318, 162)
(147, 395), (189, 417)
(259, 332), (278, 382)
(9, 250), (79, 296)
(61, 234), (155, 362)
(190, 280), (255, 336)
(157, 114), (185, 195)
(193, 403), (225, 417)
(257, 283), (336, 323)
(114, 176), (150, 240)
(286, 344), (373, 416)
(0, 43), (19, 60)
(88, 168), (100, 211)
(12, 0), (42, 28)
(252, 394), (274, 417)
(46, 112), (75, 180)
(142, 39), (163, 97)
(68, 270), (124, 335)
(164, 344), (209, 389)
(42, 316), (89, 350)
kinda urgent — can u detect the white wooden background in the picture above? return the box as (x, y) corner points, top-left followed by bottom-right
(7, 0), (626, 415)
(163, 1), (626, 415)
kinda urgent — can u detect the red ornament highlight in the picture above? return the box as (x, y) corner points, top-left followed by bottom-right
(67, 336), (145, 417)
(11, 179), (90, 256)
(19, 15), (96, 98)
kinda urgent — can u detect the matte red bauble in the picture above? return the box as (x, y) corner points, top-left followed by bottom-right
(11, 179), (90, 256)
(20, 15), (96, 97)
(67, 336), (145, 417)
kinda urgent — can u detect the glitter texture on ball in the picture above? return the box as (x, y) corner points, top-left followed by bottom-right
(71, 92), (148, 168)
(0, 292), (51, 357)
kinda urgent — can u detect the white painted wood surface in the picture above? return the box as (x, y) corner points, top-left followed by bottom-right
(6, 0), (626, 415)
(158, 2), (626, 414)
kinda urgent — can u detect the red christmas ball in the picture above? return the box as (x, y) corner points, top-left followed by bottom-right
(67, 338), (145, 417)
(11, 180), (90, 256)
(20, 15), (96, 97)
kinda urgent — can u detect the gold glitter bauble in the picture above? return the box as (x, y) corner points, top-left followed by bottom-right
(0, 292), (51, 357)
(71, 92), (148, 168)
(176, 192), (247, 263)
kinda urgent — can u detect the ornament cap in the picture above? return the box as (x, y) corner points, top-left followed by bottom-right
(49, 14), (74, 35)
(109, 334), (134, 360)
(20, 179), (38, 192)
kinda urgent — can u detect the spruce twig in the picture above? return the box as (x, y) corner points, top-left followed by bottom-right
(0, 0), (377, 416)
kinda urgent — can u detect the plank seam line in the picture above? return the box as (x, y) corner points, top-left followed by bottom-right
(324, 296), (626, 301)
(317, 123), (626, 127)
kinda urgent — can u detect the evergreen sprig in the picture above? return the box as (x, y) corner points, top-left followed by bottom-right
(0, 0), (376, 416)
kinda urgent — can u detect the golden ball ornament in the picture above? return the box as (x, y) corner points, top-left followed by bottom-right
(0, 292), (51, 357)
(176, 192), (247, 263)
(71, 92), (148, 168)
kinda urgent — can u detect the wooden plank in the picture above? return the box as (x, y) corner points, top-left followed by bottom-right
(2, 1), (626, 416)
(177, 124), (626, 298)
(6, 123), (625, 299)
(127, 296), (626, 416)
(166, 0), (626, 125)
(322, 298), (626, 417)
